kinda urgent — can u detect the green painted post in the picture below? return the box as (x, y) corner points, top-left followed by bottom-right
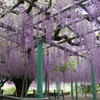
(25, 75), (28, 98)
(71, 82), (74, 99)
(84, 82), (87, 98)
(75, 79), (78, 100)
(81, 84), (83, 96)
(91, 62), (97, 100)
(45, 73), (48, 97)
(57, 80), (60, 100)
(37, 39), (43, 98)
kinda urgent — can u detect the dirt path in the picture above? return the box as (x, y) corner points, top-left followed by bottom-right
(1, 93), (100, 100)
(49, 93), (100, 100)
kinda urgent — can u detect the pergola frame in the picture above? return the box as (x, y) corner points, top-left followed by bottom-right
(0, 0), (98, 100)
(0, 0), (99, 57)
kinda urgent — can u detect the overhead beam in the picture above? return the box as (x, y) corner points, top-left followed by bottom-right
(25, 0), (41, 10)
(79, 3), (100, 23)
(49, 42), (84, 57)
(33, 0), (88, 26)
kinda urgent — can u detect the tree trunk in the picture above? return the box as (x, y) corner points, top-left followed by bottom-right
(12, 77), (32, 97)
(86, 85), (90, 93)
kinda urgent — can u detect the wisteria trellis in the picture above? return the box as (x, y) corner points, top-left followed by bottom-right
(0, 0), (100, 84)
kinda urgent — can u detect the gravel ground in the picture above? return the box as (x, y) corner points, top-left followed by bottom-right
(49, 93), (100, 100)
(1, 93), (100, 100)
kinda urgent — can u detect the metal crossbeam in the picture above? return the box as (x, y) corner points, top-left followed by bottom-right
(79, 3), (100, 24)
(33, 0), (88, 26)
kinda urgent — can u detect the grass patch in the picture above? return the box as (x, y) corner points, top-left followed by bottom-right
(3, 87), (16, 95)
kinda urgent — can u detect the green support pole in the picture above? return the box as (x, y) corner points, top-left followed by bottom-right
(71, 82), (74, 99)
(91, 62), (97, 100)
(84, 82), (87, 98)
(45, 73), (48, 97)
(37, 39), (43, 98)
(57, 80), (60, 100)
(81, 84), (83, 96)
(25, 75), (28, 98)
(75, 79), (78, 100)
